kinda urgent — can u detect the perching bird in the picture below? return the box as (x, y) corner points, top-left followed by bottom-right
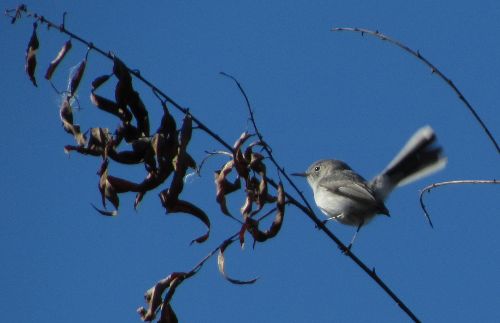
(292, 126), (447, 249)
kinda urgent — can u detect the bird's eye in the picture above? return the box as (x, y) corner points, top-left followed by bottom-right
(314, 166), (320, 172)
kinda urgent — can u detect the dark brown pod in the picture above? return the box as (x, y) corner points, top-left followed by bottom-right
(25, 22), (39, 87)
(45, 40), (72, 80)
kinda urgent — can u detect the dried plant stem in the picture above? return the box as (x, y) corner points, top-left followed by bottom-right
(332, 27), (499, 154)
(420, 179), (499, 227)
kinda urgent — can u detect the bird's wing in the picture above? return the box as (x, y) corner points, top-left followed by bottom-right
(320, 181), (377, 203)
(319, 181), (390, 216)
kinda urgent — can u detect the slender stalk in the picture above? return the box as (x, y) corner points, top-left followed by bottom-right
(332, 27), (499, 154)
(420, 179), (499, 227)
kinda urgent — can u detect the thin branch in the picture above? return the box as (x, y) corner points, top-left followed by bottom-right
(420, 179), (499, 227)
(332, 27), (499, 154)
(222, 72), (421, 323)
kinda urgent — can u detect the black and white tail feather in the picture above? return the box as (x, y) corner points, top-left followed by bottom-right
(371, 126), (447, 201)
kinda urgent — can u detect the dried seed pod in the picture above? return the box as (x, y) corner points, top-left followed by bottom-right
(240, 192), (253, 217)
(178, 114), (192, 149)
(233, 132), (252, 151)
(45, 39), (72, 80)
(157, 102), (177, 137)
(266, 182), (286, 238)
(112, 56), (132, 83)
(107, 175), (141, 193)
(84, 127), (110, 155)
(91, 74), (111, 91)
(245, 218), (268, 242)
(107, 137), (151, 165)
(137, 273), (185, 322)
(238, 223), (247, 248)
(59, 95), (73, 127)
(217, 239), (258, 285)
(90, 92), (133, 122)
(128, 90), (150, 137)
(255, 176), (269, 210)
(115, 79), (133, 123)
(159, 303), (178, 323)
(97, 160), (119, 212)
(234, 149), (249, 181)
(245, 182), (286, 242)
(68, 57), (87, 97)
(214, 160), (241, 217)
(115, 123), (141, 143)
(25, 22), (39, 87)
(249, 152), (266, 173)
(152, 133), (177, 172)
(159, 191), (211, 244)
(59, 95), (85, 146)
(64, 144), (102, 157)
(161, 114), (196, 209)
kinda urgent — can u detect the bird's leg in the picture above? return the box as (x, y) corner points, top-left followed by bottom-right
(346, 220), (364, 251)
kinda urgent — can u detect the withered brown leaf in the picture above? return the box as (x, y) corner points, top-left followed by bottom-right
(45, 40), (72, 80)
(25, 22), (39, 87)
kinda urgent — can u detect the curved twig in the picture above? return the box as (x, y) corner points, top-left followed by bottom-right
(420, 179), (499, 227)
(332, 27), (499, 154)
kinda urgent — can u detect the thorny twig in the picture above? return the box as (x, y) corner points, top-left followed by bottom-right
(420, 179), (499, 228)
(331, 27), (499, 154)
(138, 232), (239, 321)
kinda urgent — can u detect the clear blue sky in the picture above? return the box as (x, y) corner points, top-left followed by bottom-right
(1, 1), (499, 322)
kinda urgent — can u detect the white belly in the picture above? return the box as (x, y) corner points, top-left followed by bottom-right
(314, 188), (377, 227)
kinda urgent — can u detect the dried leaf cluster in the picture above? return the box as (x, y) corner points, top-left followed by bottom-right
(17, 12), (288, 322)
(214, 132), (286, 246)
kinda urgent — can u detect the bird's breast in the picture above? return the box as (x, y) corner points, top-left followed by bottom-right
(313, 187), (377, 226)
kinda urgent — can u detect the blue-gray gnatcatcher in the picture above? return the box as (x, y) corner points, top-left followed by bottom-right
(292, 126), (447, 248)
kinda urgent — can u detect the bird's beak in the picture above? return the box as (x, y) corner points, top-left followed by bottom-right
(291, 172), (308, 177)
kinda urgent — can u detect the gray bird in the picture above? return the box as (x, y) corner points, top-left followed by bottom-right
(292, 126), (447, 249)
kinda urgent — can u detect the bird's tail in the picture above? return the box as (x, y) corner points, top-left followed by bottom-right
(370, 126), (447, 200)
